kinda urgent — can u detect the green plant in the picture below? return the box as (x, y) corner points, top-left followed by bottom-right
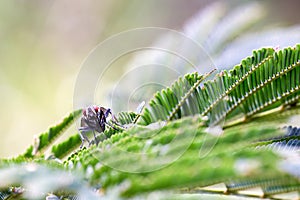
(0, 44), (299, 199)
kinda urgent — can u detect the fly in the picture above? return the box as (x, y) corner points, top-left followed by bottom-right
(78, 106), (119, 147)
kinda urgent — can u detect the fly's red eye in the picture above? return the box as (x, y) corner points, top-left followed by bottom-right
(94, 106), (99, 112)
(83, 109), (87, 116)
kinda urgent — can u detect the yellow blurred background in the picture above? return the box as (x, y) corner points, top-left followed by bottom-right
(0, 0), (299, 157)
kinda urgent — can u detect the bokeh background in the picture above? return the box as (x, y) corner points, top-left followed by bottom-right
(0, 0), (300, 157)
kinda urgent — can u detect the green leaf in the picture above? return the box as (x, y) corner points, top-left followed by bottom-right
(137, 45), (300, 127)
(51, 133), (82, 159)
(23, 109), (82, 158)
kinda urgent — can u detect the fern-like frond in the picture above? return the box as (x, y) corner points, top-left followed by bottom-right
(0, 190), (12, 200)
(186, 178), (300, 199)
(51, 133), (82, 160)
(253, 126), (300, 152)
(23, 109), (82, 158)
(116, 111), (138, 125)
(50, 111), (136, 160)
(5, 43), (300, 199)
(214, 45), (300, 124)
(63, 114), (300, 197)
(138, 45), (300, 126)
(138, 70), (214, 125)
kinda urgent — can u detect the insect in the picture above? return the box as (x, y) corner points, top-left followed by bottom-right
(78, 101), (146, 148)
(78, 105), (119, 147)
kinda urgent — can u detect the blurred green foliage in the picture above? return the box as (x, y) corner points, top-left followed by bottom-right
(0, 0), (300, 158)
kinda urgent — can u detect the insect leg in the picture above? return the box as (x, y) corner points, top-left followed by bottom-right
(79, 132), (90, 148)
(92, 131), (99, 146)
(104, 108), (111, 118)
(78, 127), (91, 148)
